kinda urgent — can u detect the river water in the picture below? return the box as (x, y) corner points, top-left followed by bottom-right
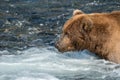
(0, 0), (120, 80)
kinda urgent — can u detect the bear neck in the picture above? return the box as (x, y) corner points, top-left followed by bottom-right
(86, 19), (113, 59)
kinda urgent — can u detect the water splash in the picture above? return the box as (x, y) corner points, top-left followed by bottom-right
(0, 47), (120, 80)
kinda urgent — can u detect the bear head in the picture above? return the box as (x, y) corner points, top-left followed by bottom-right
(55, 9), (93, 52)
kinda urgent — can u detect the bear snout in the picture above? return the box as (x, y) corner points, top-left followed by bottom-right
(55, 41), (59, 49)
(55, 42), (63, 52)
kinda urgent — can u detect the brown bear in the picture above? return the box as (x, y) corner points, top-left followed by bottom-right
(55, 9), (120, 63)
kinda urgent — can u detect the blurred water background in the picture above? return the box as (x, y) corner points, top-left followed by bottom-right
(0, 0), (120, 80)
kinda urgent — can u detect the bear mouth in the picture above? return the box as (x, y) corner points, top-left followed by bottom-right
(55, 44), (75, 53)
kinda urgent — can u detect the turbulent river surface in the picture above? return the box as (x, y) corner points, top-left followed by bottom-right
(0, 0), (120, 80)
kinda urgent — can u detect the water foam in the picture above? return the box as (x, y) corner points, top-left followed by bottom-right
(0, 47), (120, 80)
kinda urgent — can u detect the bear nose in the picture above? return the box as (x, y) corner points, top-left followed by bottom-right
(55, 43), (64, 52)
(55, 41), (59, 49)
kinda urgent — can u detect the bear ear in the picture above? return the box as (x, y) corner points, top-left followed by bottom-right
(80, 16), (93, 33)
(73, 9), (84, 16)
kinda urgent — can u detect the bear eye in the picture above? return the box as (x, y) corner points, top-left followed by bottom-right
(64, 32), (68, 35)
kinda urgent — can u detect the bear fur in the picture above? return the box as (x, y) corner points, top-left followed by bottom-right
(55, 9), (120, 63)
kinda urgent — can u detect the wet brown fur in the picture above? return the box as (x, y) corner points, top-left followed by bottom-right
(56, 10), (120, 63)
